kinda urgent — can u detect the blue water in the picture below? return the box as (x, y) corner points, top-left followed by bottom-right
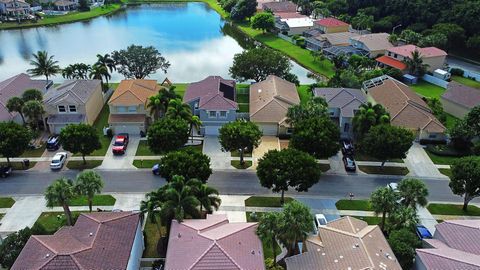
(0, 3), (313, 83)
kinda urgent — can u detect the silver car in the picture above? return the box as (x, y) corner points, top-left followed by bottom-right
(50, 152), (67, 170)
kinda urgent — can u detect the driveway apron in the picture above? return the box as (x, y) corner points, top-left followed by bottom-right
(203, 136), (232, 169)
(252, 136), (279, 168)
(404, 143), (446, 178)
(296, 197), (341, 221)
(0, 196), (45, 236)
(97, 136), (140, 170)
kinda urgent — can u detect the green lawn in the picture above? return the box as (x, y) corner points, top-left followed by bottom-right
(351, 216), (381, 225)
(244, 196), (294, 207)
(425, 150), (460, 165)
(297, 85), (312, 105)
(49, 195), (116, 207)
(410, 80), (445, 99)
(428, 203), (480, 216)
(238, 104), (249, 113)
(66, 160), (103, 170)
(143, 213), (166, 258)
(358, 165), (409, 176)
(336, 199), (373, 211)
(86, 104), (112, 156)
(231, 160), (252, 169)
(439, 168), (452, 178)
(0, 197), (15, 208)
(20, 144), (46, 157)
(0, 161), (36, 170)
(0, 4), (122, 30)
(354, 151), (404, 163)
(445, 113), (459, 130)
(452, 75), (480, 89)
(172, 83), (189, 98)
(246, 212), (282, 259)
(237, 94), (249, 103)
(34, 211), (85, 234)
(318, 163), (331, 172)
(133, 159), (158, 168)
(135, 140), (203, 156)
(231, 150), (252, 157)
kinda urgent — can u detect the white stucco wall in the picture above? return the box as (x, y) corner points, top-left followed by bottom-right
(126, 220), (145, 270)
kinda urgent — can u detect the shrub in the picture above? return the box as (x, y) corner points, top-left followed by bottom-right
(473, 142), (480, 156)
(450, 68), (464, 76)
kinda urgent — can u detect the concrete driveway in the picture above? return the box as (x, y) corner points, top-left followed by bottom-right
(253, 136), (279, 167)
(97, 136), (140, 170)
(203, 136), (231, 169)
(296, 198), (341, 222)
(404, 143), (446, 178)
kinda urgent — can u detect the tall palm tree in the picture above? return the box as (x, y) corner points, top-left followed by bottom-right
(189, 115), (202, 140)
(352, 102), (390, 139)
(387, 206), (419, 233)
(195, 183), (221, 214)
(95, 54), (116, 87)
(63, 63), (91, 79)
(22, 100), (45, 130)
(62, 65), (74, 79)
(45, 178), (76, 226)
(278, 201), (314, 256)
(166, 98), (193, 122)
(22, 89), (43, 102)
(404, 50), (429, 76)
(140, 187), (168, 237)
(257, 212), (283, 265)
(89, 64), (110, 91)
(6, 97), (25, 125)
(370, 186), (399, 231)
(74, 170), (104, 212)
(147, 94), (167, 121)
(398, 178), (429, 210)
(27, 51), (60, 84)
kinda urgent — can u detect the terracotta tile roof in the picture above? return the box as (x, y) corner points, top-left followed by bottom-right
(165, 214), (265, 270)
(44, 80), (101, 106)
(365, 76), (446, 133)
(183, 76), (238, 111)
(108, 79), (160, 106)
(249, 75), (300, 124)
(314, 17), (349, 27)
(442, 81), (480, 109)
(376, 55), (407, 70)
(12, 212), (141, 270)
(416, 220), (480, 269)
(262, 1), (297, 12)
(388, 44), (447, 58)
(285, 216), (401, 270)
(314, 87), (367, 118)
(350, 33), (393, 52)
(108, 114), (146, 123)
(0, 73), (47, 121)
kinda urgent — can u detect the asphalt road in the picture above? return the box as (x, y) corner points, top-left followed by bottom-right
(0, 169), (464, 203)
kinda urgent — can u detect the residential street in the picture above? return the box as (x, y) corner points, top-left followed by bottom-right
(0, 169), (463, 203)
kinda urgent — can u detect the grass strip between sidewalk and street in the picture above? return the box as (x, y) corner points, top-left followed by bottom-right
(245, 196), (294, 207)
(427, 203), (480, 216)
(231, 160), (252, 169)
(438, 168), (452, 178)
(133, 159), (158, 168)
(0, 197), (16, 208)
(335, 199), (373, 211)
(358, 165), (409, 176)
(66, 160), (103, 170)
(51, 195), (116, 207)
(0, 162), (36, 170)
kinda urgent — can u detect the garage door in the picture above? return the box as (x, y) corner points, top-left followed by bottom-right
(205, 126), (220, 135)
(260, 124), (278, 136)
(113, 124), (141, 135)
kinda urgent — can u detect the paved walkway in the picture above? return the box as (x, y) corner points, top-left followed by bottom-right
(215, 195), (249, 222)
(203, 136), (233, 170)
(417, 205), (438, 234)
(97, 136), (140, 170)
(404, 143), (447, 179)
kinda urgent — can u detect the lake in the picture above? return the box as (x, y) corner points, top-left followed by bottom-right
(0, 3), (314, 83)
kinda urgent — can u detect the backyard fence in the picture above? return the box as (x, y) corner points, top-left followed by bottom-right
(422, 74), (448, 89)
(278, 33), (294, 43)
(236, 112), (250, 120)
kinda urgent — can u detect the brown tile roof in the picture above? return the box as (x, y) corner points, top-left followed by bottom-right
(249, 75), (300, 124)
(108, 79), (160, 106)
(442, 81), (480, 109)
(165, 214), (265, 270)
(108, 114), (146, 123)
(12, 212), (141, 270)
(351, 33), (393, 52)
(366, 76), (446, 133)
(183, 76), (238, 111)
(416, 220), (480, 269)
(262, 1), (297, 12)
(285, 216), (402, 270)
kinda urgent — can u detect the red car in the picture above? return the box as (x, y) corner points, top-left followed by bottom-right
(112, 133), (129, 155)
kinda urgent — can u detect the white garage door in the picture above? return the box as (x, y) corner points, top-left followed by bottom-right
(53, 124), (66, 134)
(113, 124), (141, 135)
(260, 124), (278, 136)
(205, 126), (220, 135)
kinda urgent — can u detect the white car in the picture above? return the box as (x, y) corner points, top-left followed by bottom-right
(50, 152), (67, 170)
(314, 214), (327, 229)
(387, 182), (399, 192)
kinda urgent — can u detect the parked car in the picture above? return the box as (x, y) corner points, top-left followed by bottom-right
(0, 165), (12, 178)
(112, 133), (129, 155)
(314, 214), (327, 229)
(341, 139), (354, 155)
(50, 152), (67, 170)
(415, 224), (433, 240)
(387, 182), (399, 192)
(46, 135), (60, 151)
(342, 155), (356, 172)
(152, 163), (160, 175)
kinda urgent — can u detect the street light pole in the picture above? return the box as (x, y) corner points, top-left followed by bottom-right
(392, 24), (402, 35)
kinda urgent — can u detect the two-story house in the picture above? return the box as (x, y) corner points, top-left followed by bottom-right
(108, 79), (160, 135)
(350, 33), (393, 58)
(376, 44), (447, 73)
(0, 0), (31, 16)
(183, 76), (238, 136)
(43, 79), (103, 134)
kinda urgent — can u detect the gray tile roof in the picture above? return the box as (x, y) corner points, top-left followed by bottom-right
(44, 80), (101, 105)
(183, 76), (238, 111)
(313, 87), (367, 117)
(442, 81), (480, 109)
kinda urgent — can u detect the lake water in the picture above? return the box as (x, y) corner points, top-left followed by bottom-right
(0, 3), (314, 83)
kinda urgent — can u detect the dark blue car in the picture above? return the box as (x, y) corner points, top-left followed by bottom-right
(415, 224), (433, 240)
(152, 164), (160, 175)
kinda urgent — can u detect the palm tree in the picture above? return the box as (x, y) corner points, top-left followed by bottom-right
(147, 94), (167, 121)
(89, 64), (110, 91)
(398, 178), (429, 210)
(22, 89), (43, 102)
(62, 65), (74, 79)
(257, 212), (283, 265)
(387, 206), (419, 233)
(63, 63), (91, 79)
(279, 201), (314, 256)
(27, 51), (60, 84)
(6, 97), (25, 125)
(140, 187), (168, 237)
(352, 102), (390, 139)
(74, 170), (104, 212)
(166, 98), (192, 122)
(95, 54), (116, 87)
(189, 115), (202, 140)
(404, 50), (429, 76)
(45, 178), (76, 226)
(195, 183), (221, 215)
(370, 186), (399, 231)
(22, 100), (45, 130)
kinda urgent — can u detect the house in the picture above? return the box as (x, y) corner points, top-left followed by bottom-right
(0, 0), (30, 16)
(44, 80), (103, 134)
(0, 73), (49, 123)
(261, 1), (296, 13)
(108, 79), (161, 135)
(53, 0), (77, 11)
(12, 212), (144, 270)
(376, 45), (447, 73)
(350, 33), (393, 58)
(183, 76), (238, 135)
(363, 75), (446, 141)
(441, 81), (480, 118)
(285, 216), (402, 270)
(275, 15), (314, 35)
(314, 17), (350, 33)
(249, 75), (300, 136)
(314, 87), (367, 138)
(305, 31), (359, 51)
(165, 214), (265, 270)
(416, 220), (480, 270)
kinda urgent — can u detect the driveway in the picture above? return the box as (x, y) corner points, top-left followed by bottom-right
(203, 136), (231, 169)
(30, 147), (71, 172)
(0, 196), (45, 236)
(404, 143), (446, 178)
(296, 198), (341, 222)
(253, 136), (279, 167)
(97, 136), (140, 170)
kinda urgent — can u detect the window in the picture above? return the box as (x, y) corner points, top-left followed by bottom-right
(344, 123), (350, 133)
(429, 134), (437, 139)
(128, 106), (136, 112)
(194, 102), (199, 109)
(394, 53), (398, 58)
(388, 52), (391, 56)
(117, 106), (127, 113)
(329, 111), (335, 116)
(286, 128), (293, 135)
(209, 111), (216, 118)
(68, 105), (77, 112)
(58, 105), (66, 113)
(219, 111), (227, 118)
